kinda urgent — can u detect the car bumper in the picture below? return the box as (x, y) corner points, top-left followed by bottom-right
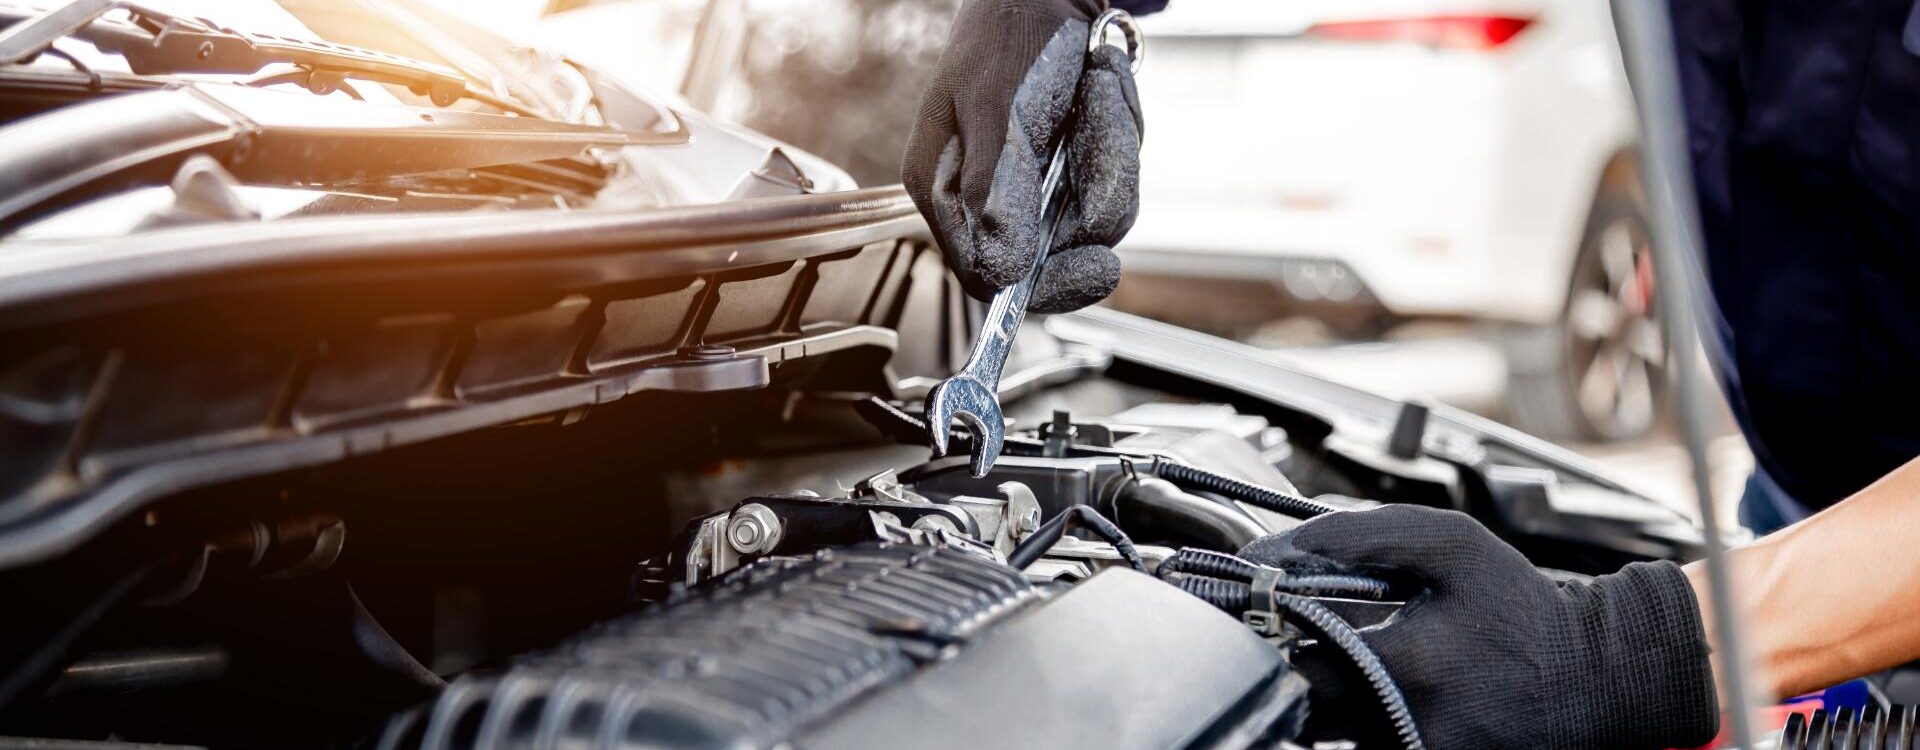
(1116, 201), (1567, 324)
(1108, 244), (1391, 335)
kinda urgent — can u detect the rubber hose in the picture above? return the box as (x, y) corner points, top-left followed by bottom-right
(1155, 461), (1340, 519)
(1007, 505), (1145, 572)
(1272, 591), (1426, 750)
(1112, 478), (1267, 550)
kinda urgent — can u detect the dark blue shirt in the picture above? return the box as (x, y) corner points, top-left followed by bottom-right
(1123, 0), (1920, 514)
(1672, 0), (1920, 514)
(1109, 0), (1168, 15)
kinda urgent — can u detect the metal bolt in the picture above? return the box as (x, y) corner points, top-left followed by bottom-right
(999, 482), (1043, 537)
(1015, 507), (1041, 534)
(725, 503), (782, 555)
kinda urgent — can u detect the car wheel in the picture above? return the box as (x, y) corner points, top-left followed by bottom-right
(1504, 190), (1668, 442)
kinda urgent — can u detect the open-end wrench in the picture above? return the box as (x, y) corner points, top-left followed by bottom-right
(926, 9), (1142, 478)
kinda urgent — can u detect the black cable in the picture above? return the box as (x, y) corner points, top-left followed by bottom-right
(1272, 591), (1426, 750)
(856, 396), (956, 445)
(1154, 461), (1341, 519)
(1168, 574), (1250, 611)
(1160, 549), (1392, 601)
(1006, 505), (1145, 572)
(1160, 547), (1262, 580)
(859, 397), (1339, 523)
(1277, 575), (1392, 601)
(1167, 568), (1424, 750)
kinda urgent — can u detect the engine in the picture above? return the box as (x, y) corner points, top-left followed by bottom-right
(386, 544), (1304, 750)
(4, 381), (1687, 750)
(374, 400), (1395, 750)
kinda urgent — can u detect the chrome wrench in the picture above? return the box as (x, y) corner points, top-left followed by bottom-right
(925, 9), (1142, 478)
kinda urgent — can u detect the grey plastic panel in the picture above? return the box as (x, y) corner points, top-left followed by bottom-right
(801, 242), (899, 326)
(703, 261), (803, 340)
(296, 315), (463, 431)
(588, 278), (704, 369)
(455, 296), (594, 397)
(797, 569), (1295, 750)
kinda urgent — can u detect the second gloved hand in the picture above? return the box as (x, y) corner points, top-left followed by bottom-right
(903, 0), (1141, 313)
(1240, 505), (1719, 750)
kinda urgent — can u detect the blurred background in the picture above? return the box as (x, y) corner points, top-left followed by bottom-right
(436, 0), (1753, 524)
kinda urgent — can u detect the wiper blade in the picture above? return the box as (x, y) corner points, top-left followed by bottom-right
(0, 0), (541, 116)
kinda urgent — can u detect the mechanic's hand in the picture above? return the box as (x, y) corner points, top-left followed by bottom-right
(1240, 505), (1719, 750)
(903, 0), (1141, 313)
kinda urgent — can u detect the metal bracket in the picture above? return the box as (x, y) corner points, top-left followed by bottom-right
(853, 469), (921, 505)
(999, 481), (1043, 542)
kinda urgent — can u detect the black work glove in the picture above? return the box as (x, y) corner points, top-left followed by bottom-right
(1240, 505), (1718, 750)
(903, 0), (1141, 313)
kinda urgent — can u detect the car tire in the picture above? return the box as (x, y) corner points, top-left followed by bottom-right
(1503, 188), (1668, 442)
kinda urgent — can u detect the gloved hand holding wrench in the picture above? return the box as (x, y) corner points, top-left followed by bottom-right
(909, 6), (1144, 477)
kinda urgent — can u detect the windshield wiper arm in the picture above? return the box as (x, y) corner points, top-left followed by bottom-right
(0, 0), (110, 63)
(0, 0), (542, 116)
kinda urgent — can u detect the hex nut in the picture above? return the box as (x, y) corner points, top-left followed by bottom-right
(725, 503), (782, 555)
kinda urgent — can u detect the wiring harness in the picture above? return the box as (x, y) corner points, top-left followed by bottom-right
(859, 398), (1418, 747)
(1158, 548), (1427, 750)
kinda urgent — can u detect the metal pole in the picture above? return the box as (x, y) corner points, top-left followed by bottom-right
(1609, 1), (1759, 747)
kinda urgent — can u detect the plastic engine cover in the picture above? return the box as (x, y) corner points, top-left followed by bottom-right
(383, 543), (1303, 750)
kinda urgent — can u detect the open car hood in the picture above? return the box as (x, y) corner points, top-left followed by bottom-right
(0, 181), (949, 567)
(0, 173), (1709, 571)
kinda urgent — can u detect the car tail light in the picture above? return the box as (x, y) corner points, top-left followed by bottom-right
(1305, 15), (1534, 51)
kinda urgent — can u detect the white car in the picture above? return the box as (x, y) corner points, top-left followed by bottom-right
(1113, 0), (1663, 442)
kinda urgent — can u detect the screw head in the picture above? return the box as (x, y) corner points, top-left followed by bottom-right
(724, 503), (782, 555)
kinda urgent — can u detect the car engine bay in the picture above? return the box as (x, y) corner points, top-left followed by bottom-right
(0, 315), (1707, 749)
(0, 5), (1714, 743)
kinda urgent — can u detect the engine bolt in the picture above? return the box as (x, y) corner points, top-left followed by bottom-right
(1015, 507), (1041, 534)
(725, 503), (782, 556)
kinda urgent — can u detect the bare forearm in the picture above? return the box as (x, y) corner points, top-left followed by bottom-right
(1686, 454), (1920, 700)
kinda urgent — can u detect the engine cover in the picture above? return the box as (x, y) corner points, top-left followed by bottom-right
(384, 543), (1304, 750)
